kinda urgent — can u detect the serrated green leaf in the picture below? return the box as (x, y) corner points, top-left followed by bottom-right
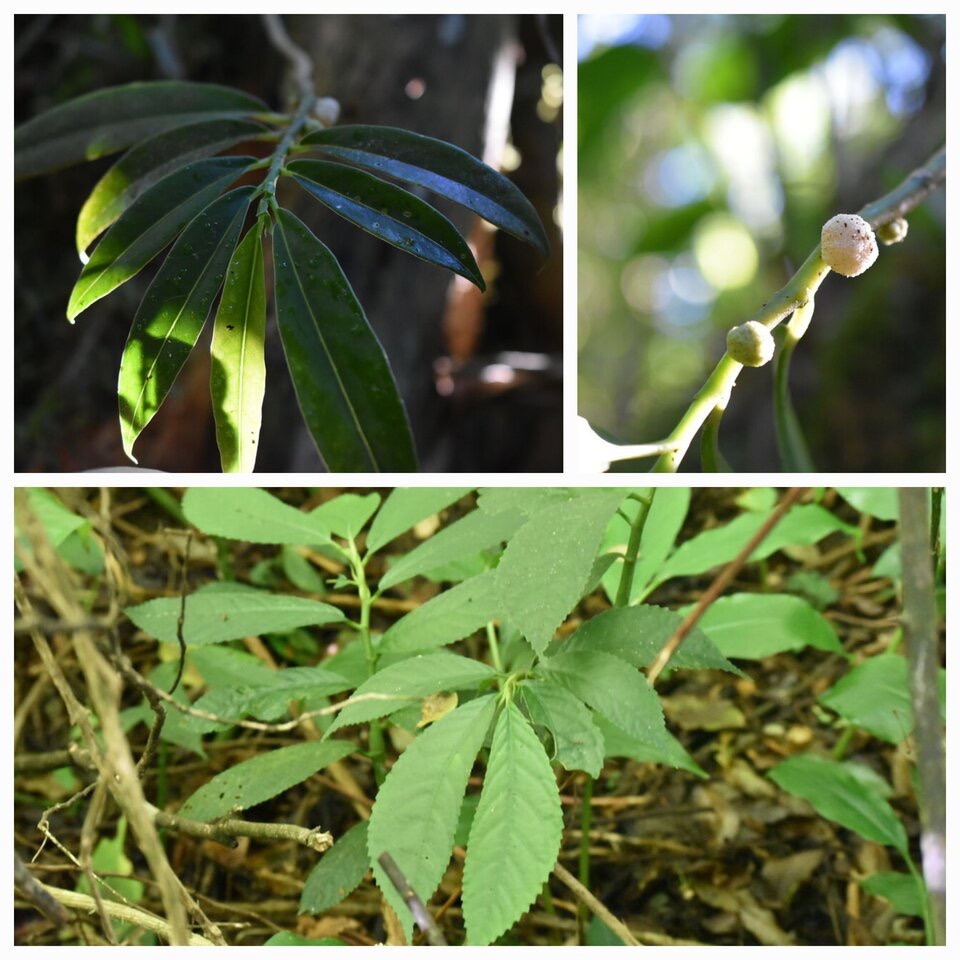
(310, 493), (381, 540)
(600, 487), (691, 604)
(768, 755), (908, 856)
(210, 220), (267, 473)
(67, 156), (253, 321)
(522, 681), (605, 777)
(77, 117), (267, 254)
(476, 487), (580, 516)
(462, 702), (562, 945)
(118, 186), (253, 462)
(303, 125), (549, 256)
(496, 490), (626, 654)
(648, 504), (859, 594)
(366, 488), (471, 555)
(379, 507), (524, 590)
(124, 581), (344, 646)
(272, 207), (417, 472)
(179, 739), (355, 822)
(301, 820), (370, 914)
(539, 650), (668, 747)
(15, 80), (268, 179)
(380, 569), (499, 654)
(326, 652), (496, 735)
(194, 665), (351, 725)
(287, 160), (484, 289)
(819, 656), (915, 744)
(563, 605), (743, 675)
(181, 487), (338, 546)
(688, 593), (845, 659)
(593, 713), (705, 776)
(368, 695), (497, 942)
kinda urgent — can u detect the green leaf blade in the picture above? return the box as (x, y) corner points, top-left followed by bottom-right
(77, 117), (267, 254)
(181, 487), (337, 546)
(380, 568), (499, 654)
(301, 820), (370, 914)
(521, 681), (605, 777)
(15, 80), (268, 179)
(325, 652), (496, 735)
(288, 160), (484, 289)
(178, 739), (354, 822)
(272, 207), (417, 472)
(124, 581), (345, 647)
(118, 186), (253, 462)
(768, 754), (908, 856)
(210, 221), (267, 472)
(302, 124), (549, 256)
(495, 490), (626, 655)
(367, 695), (497, 942)
(67, 155), (254, 322)
(366, 488), (471, 555)
(462, 702), (563, 945)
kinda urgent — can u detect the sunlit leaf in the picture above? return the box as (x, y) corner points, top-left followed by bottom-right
(210, 220), (267, 472)
(15, 80), (267, 179)
(118, 186), (253, 462)
(77, 117), (267, 254)
(287, 159), (484, 288)
(272, 207), (417, 471)
(67, 156), (254, 321)
(302, 124), (549, 256)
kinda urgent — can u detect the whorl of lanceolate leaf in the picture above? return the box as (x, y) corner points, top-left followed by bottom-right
(286, 159), (485, 289)
(14, 81), (268, 179)
(119, 186), (255, 462)
(67, 156), (255, 322)
(76, 117), (268, 255)
(272, 207), (418, 472)
(302, 124), (549, 256)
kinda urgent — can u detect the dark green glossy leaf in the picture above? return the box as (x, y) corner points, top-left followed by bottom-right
(77, 117), (267, 254)
(15, 80), (268, 179)
(272, 207), (417, 472)
(286, 159), (484, 289)
(118, 186), (253, 462)
(210, 220), (267, 473)
(67, 156), (254, 321)
(302, 124), (549, 256)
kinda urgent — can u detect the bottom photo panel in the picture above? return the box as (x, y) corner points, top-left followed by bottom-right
(13, 486), (945, 947)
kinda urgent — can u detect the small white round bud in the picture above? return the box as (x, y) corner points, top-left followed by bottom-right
(312, 97), (341, 128)
(877, 217), (909, 246)
(820, 213), (878, 277)
(726, 321), (775, 367)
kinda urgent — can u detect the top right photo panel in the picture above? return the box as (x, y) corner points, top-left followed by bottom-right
(578, 14), (945, 473)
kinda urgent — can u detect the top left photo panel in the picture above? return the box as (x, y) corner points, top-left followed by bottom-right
(14, 13), (563, 474)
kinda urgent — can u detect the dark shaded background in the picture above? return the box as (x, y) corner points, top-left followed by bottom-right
(15, 14), (562, 473)
(579, 14), (945, 472)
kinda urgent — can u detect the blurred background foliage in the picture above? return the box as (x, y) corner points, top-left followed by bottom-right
(579, 14), (945, 472)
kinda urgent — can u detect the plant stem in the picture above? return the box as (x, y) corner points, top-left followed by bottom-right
(614, 492), (654, 607)
(349, 541), (387, 787)
(255, 93), (315, 216)
(485, 621), (503, 674)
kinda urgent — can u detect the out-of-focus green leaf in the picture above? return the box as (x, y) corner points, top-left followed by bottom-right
(210, 220), (267, 473)
(836, 488), (900, 522)
(67, 156), (253, 321)
(860, 871), (926, 918)
(118, 186), (253, 462)
(302, 124), (548, 256)
(15, 80), (267, 179)
(76, 117), (267, 254)
(768, 754), (908, 855)
(287, 159), (484, 289)
(272, 207), (417, 472)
